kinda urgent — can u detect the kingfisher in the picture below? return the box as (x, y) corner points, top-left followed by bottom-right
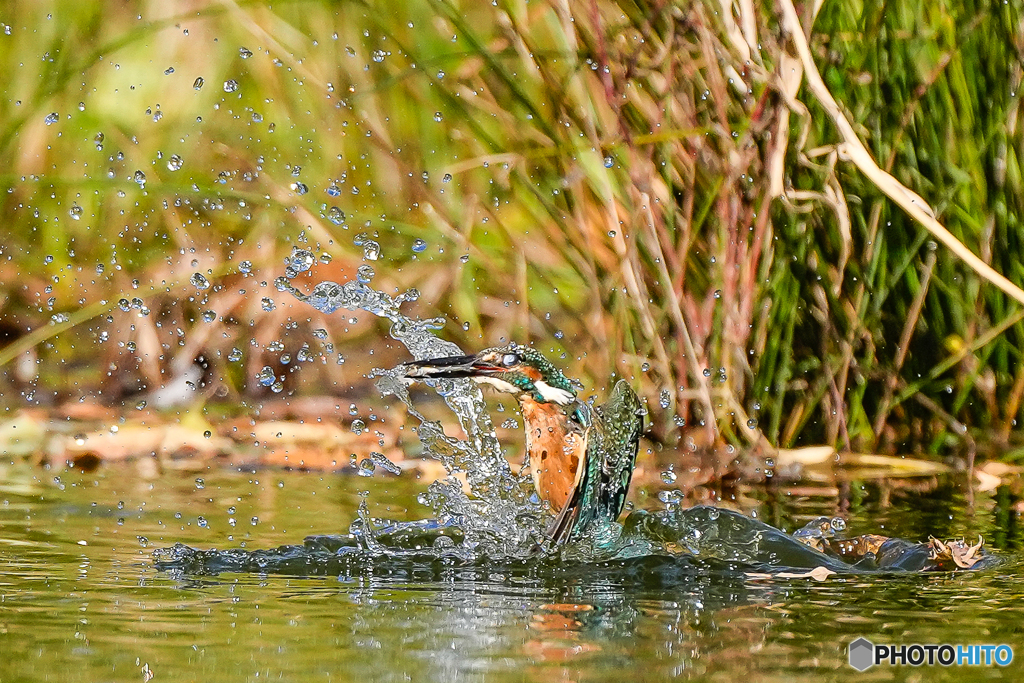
(403, 344), (644, 546)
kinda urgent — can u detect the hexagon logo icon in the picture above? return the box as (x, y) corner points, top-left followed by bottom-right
(849, 637), (875, 671)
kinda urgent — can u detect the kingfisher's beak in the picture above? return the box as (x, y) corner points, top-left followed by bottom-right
(403, 354), (501, 380)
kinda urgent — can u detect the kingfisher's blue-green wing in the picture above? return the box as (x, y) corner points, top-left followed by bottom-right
(545, 380), (643, 546)
(593, 379), (644, 521)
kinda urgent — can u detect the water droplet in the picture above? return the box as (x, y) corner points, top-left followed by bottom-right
(746, 418), (757, 429)
(661, 469), (677, 484)
(133, 170), (147, 187)
(370, 451), (402, 475)
(603, 156), (614, 168)
(164, 66), (175, 75)
(286, 247), (316, 274)
(356, 265), (375, 283)
(194, 478), (205, 489)
(326, 206), (345, 225)
(167, 154), (183, 171)
(239, 47), (253, 58)
(659, 389), (671, 409)
(433, 111), (443, 122)
(442, 173), (452, 183)
(44, 112), (58, 125)
(256, 366), (276, 386)
(350, 419), (366, 435)
(223, 79), (239, 93)
(713, 289), (722, 299)
(69, 203), (83, 220)
(238, 260), (252, 274)
(228, 348), (243, 362)
(411, 238), (427, 254)
(357, 458), (376, 477)
(261, 297), (276, 312)
(371, 49), (386, 63)
(362, 240), (380, 261)
(193, 77), (204, 90)
(189, 273), (210, 290)
(290, 181), (308, 195)
(201, 310), (216, 323)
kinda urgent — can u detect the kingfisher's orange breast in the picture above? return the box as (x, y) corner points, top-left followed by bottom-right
(519, 398), (585, 513)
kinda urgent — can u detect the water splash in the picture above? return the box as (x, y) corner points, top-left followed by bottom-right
(272, 245), (544, 558)
(153, 243), (1000, 576)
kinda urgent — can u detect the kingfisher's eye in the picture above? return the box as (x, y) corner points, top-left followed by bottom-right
(501, 353), (518, 366)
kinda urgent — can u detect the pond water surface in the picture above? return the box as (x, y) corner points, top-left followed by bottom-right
(2, 460), (1022, 682)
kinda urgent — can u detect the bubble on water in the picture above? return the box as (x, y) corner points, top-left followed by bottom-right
(44, 112), (59, 125)
(412, 238), (427, 254)
(190, 273), (210, 290)
(167, 154), (183, 171)
(69, 203), (83, 220)
(193, 77), (204, 90)
(223, 79), (239, 93)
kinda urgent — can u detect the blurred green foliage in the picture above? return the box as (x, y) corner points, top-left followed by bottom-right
(0, 0), (1021, 458)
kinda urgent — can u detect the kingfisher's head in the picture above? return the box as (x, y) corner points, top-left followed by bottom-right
(402, 344), (577, 406)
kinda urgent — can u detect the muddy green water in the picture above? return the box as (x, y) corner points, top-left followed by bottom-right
(1, 462), (1023, 682)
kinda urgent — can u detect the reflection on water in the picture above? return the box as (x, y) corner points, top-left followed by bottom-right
(1, 462), (1023, 682)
